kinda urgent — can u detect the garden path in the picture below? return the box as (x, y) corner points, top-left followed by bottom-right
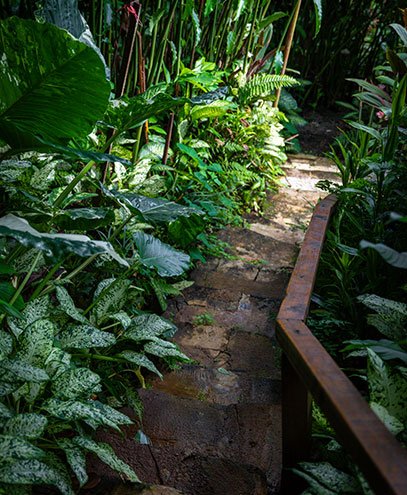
(89, 154), (338, 495)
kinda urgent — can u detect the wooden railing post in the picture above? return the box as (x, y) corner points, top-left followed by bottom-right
(281, 353), (312, 494)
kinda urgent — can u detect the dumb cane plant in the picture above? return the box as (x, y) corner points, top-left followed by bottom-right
(0, 16), (202, 494)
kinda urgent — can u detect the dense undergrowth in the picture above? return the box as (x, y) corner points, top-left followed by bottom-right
(297, 17), (407, 494)
(0, 0), (315, 492)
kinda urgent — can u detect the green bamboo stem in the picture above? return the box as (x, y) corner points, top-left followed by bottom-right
(243, 0), (262, 75)
(10, 251), (41, 305)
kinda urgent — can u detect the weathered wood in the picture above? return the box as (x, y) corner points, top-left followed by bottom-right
(277, 194), (407, 495)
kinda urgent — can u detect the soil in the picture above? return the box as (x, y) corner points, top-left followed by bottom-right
(298, 110), (346, 155)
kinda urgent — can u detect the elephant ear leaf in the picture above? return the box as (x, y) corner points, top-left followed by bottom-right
(134, 232), (190, 277)
(0, 17), (110, 149)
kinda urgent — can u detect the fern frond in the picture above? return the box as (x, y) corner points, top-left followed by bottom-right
(239, 74), (299, 105)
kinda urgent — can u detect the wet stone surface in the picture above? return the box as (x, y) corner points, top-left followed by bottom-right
(90, 155), (338, 494)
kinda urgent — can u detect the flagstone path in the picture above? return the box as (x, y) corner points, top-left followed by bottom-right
(89, 155), (339, 495)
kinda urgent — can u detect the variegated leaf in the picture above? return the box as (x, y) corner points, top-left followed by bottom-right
(124, 313), (177, 342)
(55, 286), (88, 324)
(117, 350), (162, 378)
(58, 438), (88, 487)
(73, 436), (139, 482)
(91, 278), (131, 325)
(7, 296), (50, 338)
(44, 347), (72, 379)
(52, 368), (101, 400)
(0, 330), (13, 359)
(0, 435), (46, 461)
(144, 339), (189, 362)
(16, 319), (54, 366)
(57, 324), (116, 349)
(3, 414), (47, 439)
(110, 311), (132, 329)
(0, 358), (49, 383)
(0, 459), (74, 495)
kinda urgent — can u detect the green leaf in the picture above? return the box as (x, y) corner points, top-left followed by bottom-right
(0, 402), (13, 420)
(368, 349), (407, 424)
(73, 436), (139, 482)
(347, 122), (382, 142)
(144, 339), (190, 362)
(55, 286), (88, 324)
(391, 23), (407, 47)
(7, 296), (50, 338)
(103, 187), (202, 223)
(370, 402), (404, 436)
(168, 214), (206, 248)
(360, 240), (407, 269)
(292, 462), (359, 494)
(44, 399), (131, 431)
(0, 282), (24, 311)
(16, 319), (54, 366)
(44, 347), (72, 379)
(0, 358), (49, 383)
(54, 208), (115, 232)
(3, 414), (47, 439)
(57, 324), (116, 349)
(0, 435), (46, 461)
(58, 439), (88, 488)
(51, 368), (101, 400)
(124, 314), (177, 342)
(239, 74), (299, 105)
(91, 278), (131, 325)
(117, 351), (163, 378)
(0, 331), (13, 360)
(344, 339), (407, 364)
(134, 232), (190, 277)
(0, 17), (109, 150)
(110, 311), (132, 329)
(312, 0), (322, 35)
(190, 100), (233, 121)
(0, 459), (74, 495)
(0, 215), (128, 266)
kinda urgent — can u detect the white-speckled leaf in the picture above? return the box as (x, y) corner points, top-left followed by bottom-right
(58, 438), (88, 487)
(117, 350), (162, 378)
(144, 339), (189, 362)
(73, 436), (139, 482)
(110, 311), (132, 329)
(370, 402), (404, 435)
(368, 349), (407, 424)
(3, 414), (47, 439)
(51, 368), (101, 400)
(124, 313), (177, 342)
(0, 459), (74, 495)
(0, 382), (19, 396)
(44, 348), (72, 379)
(91, 278), (131, 325)
(0, 435), (46, 461)
(55, 286), (88, 324)
(8, 296), (50, 338)
(44, 399), (131, 431)
(292, 461), (359, 494)
(0, 402), (13, 420)
(57, 325), (116, 349)
(0, 358), (49, 383)
(16, 319), (54, 366)
(0, 330), (13, 359)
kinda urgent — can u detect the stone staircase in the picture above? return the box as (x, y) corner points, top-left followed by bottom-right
(89, 155), (339, 495)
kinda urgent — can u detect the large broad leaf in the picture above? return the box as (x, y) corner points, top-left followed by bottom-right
(0, 459), (74, 495)
(57, 324), (116, 349)
(0, 215), (128, 266)
(134, 232), (190, 277)
(102, 186), (202, 223)
(73, 436), (139, 482)
(0, 17), (110, 149)
(54, 207), (115, 232)
(360, 240), (407, 269)
(3, 414), (47, 439)
(51, 368), (102, 400)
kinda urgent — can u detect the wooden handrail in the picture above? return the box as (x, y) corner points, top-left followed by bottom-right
(276, 194), (407, 495)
